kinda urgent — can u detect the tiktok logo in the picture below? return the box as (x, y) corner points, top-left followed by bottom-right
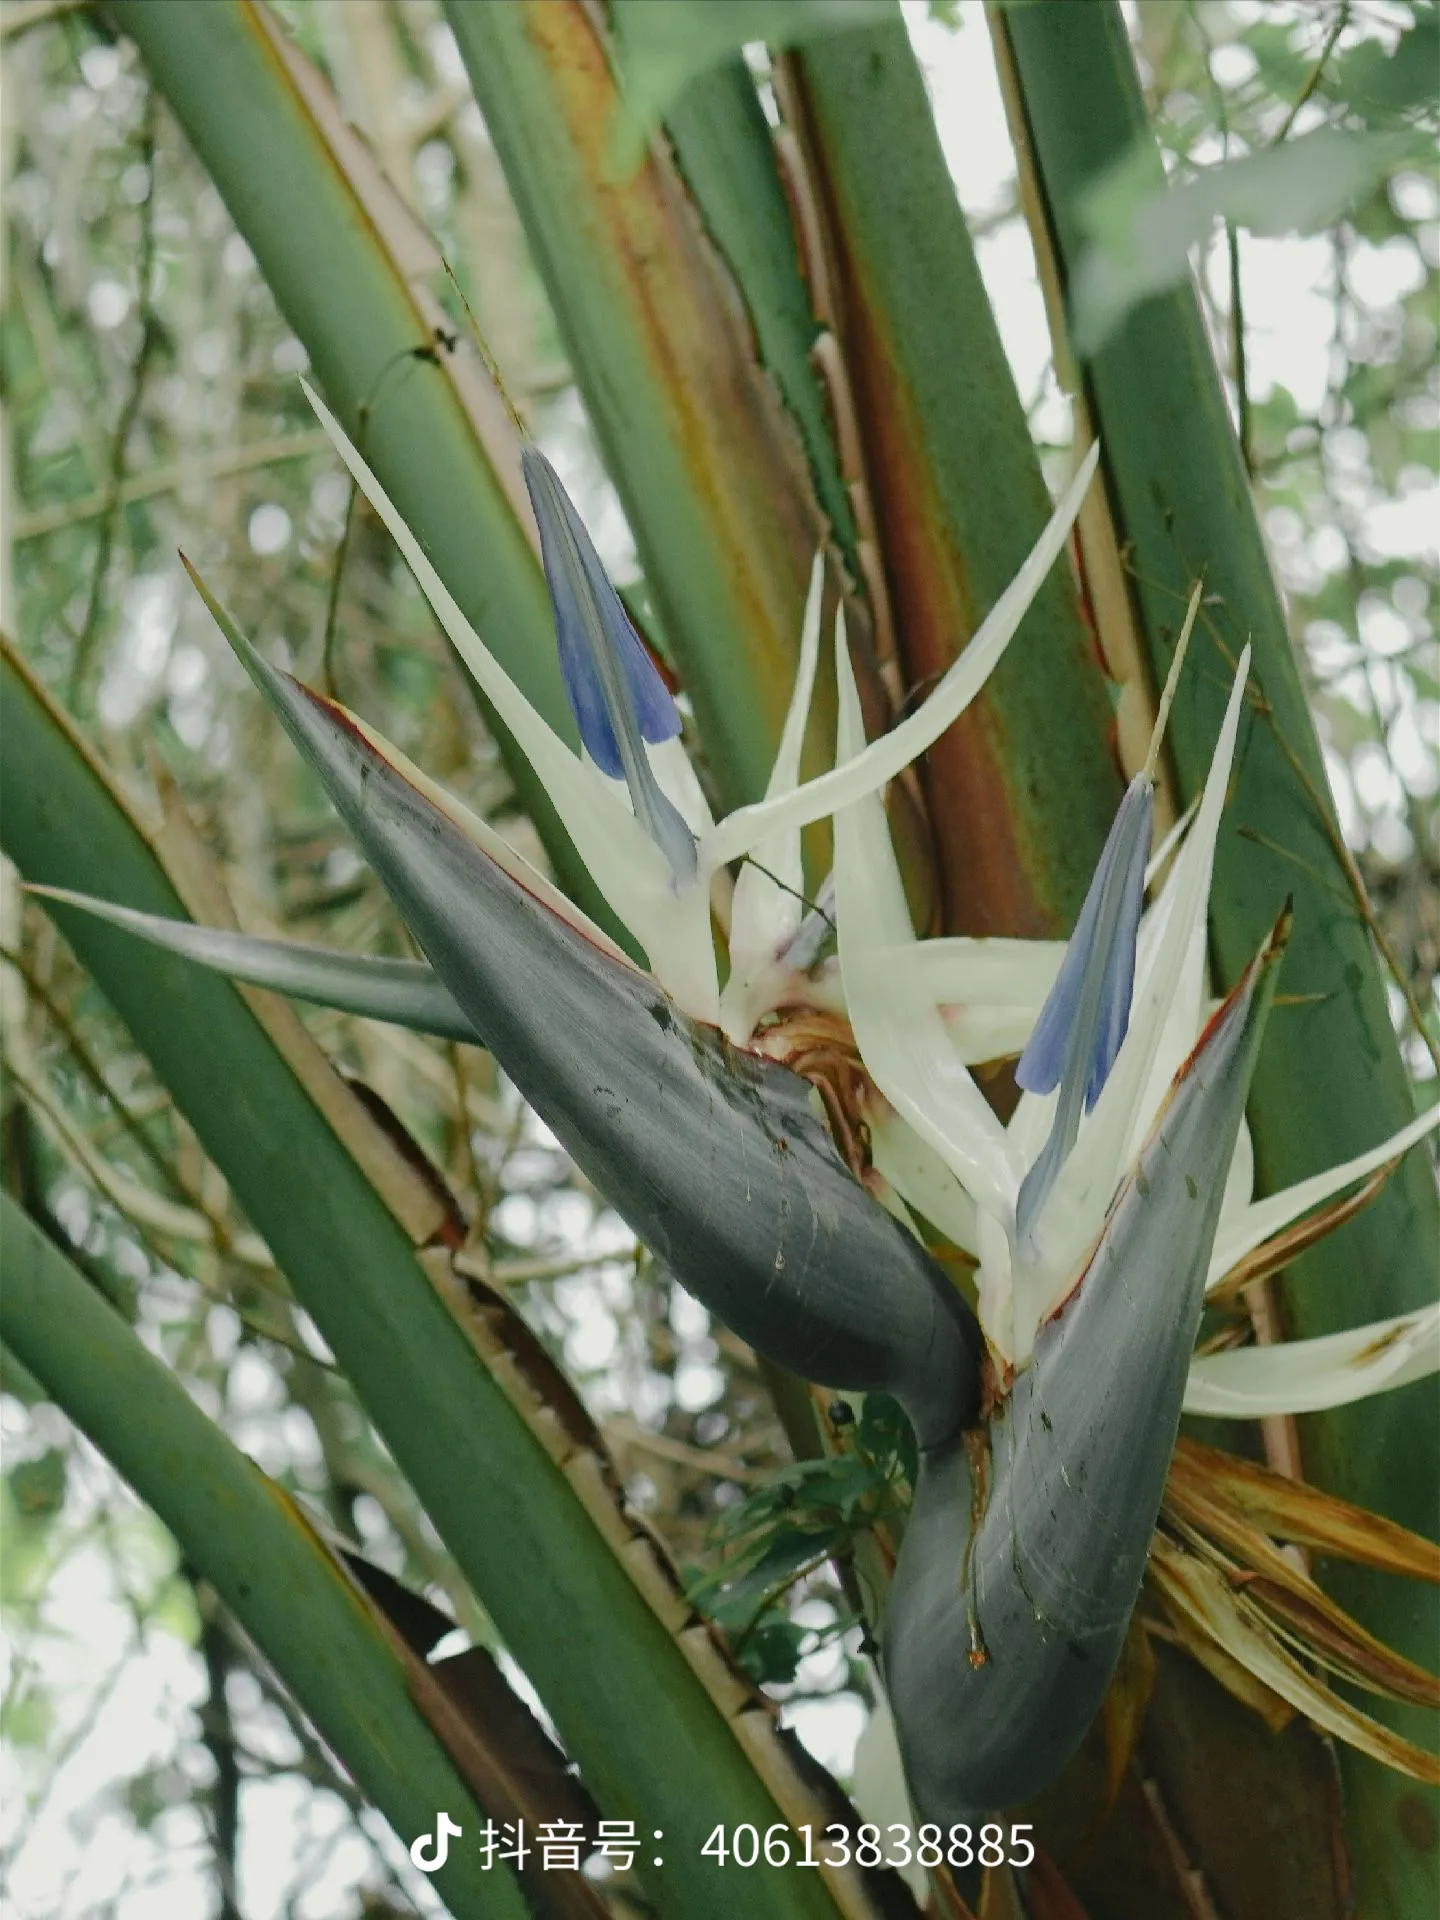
(410, 1813), (463, 1873)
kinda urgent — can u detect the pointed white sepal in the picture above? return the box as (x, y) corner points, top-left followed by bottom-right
(832, 616), (1020, 1223)
(303, 379), (720, 1020)
(703, 444), (1100, 870)
(1017, 647), (1252, 1306)
(890, 936), (1064, 1064)
(1207, 1102), (1440, 1291)
(1184, 1304), (1440, 1416)
(719, 555), (824, 1042)
(868, 1109), (981, 1255)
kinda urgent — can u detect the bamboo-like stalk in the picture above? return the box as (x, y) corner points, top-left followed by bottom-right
(990, 6), (1439, 1911)
(776, 17), (1123, 939)
(440, 0), (831, 813)
(0, 641), (875, 1920)
(655, 51), (861, 572)
(113, 0), (617, 929)
(0, 1194), (525, 1920)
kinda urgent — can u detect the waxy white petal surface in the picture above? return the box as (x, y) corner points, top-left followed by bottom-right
(1206, 1101), (1440, 1290)
(833, 620), (1020, 1222)
(1184, 1304), (1440, 1416)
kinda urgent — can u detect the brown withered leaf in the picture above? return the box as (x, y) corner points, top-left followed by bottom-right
(337, 1547), (459, 1659)
(1148, 1535), (1440, 1786)
(1145, 1602), (1295, 1734)
(1205, 1162), (1398, 1305)
(273, 1501), (607, 1920)
(1163, 1461), (1440, 1707)
(1022, 1848), (1097, 1920)
(338, 1549), (608, 1920)
(1160, 1494), (1440, 1709)
(1169, 1438), (1440, 1583)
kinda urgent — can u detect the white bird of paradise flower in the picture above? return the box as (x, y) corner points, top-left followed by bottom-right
(825, 593), (1439, 1421)
(67, 382), (1439, 1432)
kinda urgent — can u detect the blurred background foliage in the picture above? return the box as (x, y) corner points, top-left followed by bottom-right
(0, 1), (1435, 1915)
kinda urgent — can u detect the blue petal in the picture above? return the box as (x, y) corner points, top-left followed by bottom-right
(523, 446), (695, 885)
(1017, 774), (1153, 1106)
(522, 446), (680, 778)
(1015, 775), (1153, 1247)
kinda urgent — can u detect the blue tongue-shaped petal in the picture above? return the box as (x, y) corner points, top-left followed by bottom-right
(521, 446), (695, 884)
(1015, 772), (1154, 1245)
(1017, 771), (1153, 1107)
(1014, 585), (1201, 1248)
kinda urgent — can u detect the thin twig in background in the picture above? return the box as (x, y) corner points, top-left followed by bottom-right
(1227, 222), (1252, 477)
(68, 92), (160, 708)
(197, 1588), (243, 1920)
(11, 430), (330, 543)
(318, 336), (449, 697)
(1, 941), (193, 1202)
(1271, 3), (1351, 146)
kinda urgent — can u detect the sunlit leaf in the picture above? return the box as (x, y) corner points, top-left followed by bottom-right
(1072, 129), (1418, 354)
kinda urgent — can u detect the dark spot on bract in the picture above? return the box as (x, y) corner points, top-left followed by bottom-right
(829, 1399), (855, 1427)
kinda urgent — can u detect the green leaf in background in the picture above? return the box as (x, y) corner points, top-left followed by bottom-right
(0, 641), (868, 1920)
(114, 0), (619, 933)
(1332, 10), (1440, 126)
(1072, 127), (1418, 354)
(994, 7), (1440, 1914)
(0, 1194), (522, 1920)
(6, 1448), (68, 1521)
(780, 17), (1123, 935)
(659, 57), (861, 569)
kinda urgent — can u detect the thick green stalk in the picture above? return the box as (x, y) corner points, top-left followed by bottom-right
(0, 1196), (522, 1920)
(994, 6), (1439, 1912)
(0, 644), (856, 1920)
(113, 0), (614, 931)
(654, 52), (860, 570)
(441, 0), (827, 810)
(780, 17), (1123, 937)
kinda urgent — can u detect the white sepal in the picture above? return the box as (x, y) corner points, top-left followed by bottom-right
(868, 1109), (981, 1255)
(832, 617), (1020, 1223)
(1184, 1304), (1440, 1416)
(303, 380), (720, 1019)
(1206, 1102), (1440, 1291)
(703, 445), (1100, 869)
(719, 555), (823, 1042)
(1031, 647), (1251, 1282)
